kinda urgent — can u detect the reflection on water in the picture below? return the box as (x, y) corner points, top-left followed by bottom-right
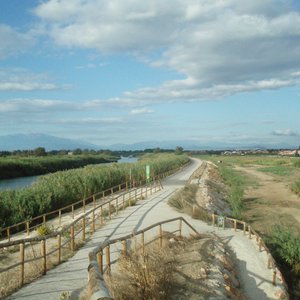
(0, 176), (39, 191)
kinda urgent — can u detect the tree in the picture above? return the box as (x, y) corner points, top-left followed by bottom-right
(175, 146), (184, 155)
(34, 147), (46, 156)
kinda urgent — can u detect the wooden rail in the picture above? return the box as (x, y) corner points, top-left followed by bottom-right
(211, 213), (288, 290)
(0, 161), (190, 242)
(0, 180), (162, 293)
(87, 217), (199, 299)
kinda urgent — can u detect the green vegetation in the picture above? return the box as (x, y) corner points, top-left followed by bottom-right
(258, 165), (294, 176)
(0, 153), (118, 180)
(0, 154), (189, 228)
(291, 180), (300, 195)
(269, 225), (300, 275)
(217, 166), (252, 219)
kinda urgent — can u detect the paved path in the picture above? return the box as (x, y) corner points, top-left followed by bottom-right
(8, 158), (280, 300)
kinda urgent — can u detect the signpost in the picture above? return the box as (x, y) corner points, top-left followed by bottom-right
(146, 165), (150, 183)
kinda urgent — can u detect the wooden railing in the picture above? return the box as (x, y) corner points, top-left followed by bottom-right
(0, 180), (162, 295)
(0, 161), (190, 242)
(87, 217), (199, 299)
(211, 213), (288, 290)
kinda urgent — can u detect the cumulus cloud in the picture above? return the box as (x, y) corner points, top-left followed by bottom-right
(272, 129), (300, 137)
(0, 24), (34, 59)
(34, 0), (300, 101)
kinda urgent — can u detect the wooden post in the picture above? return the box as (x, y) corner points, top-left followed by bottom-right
(83, 199), (86, 213)
(26, 221), (30, 236)
(234, 220), (237, 232)
(145, 185), (148, 198)
(179, 219), (182, 238)
(150, 182), (153, 195)
(70, 225), (75, 251)
(267, 256), (272, 269)
(259, 238), (262, 252)
(7, 228), (10, 242)
(72, 205), (75, 219)
(123, 240), (127, 257)
(248, 225), (251, 239)
(159, 224), (163, 248)
(100, 206), (103, 225)
(141, 232), (145, 256)
(82, 217), (86, 241)
(102, 191), (105, 198)
(58, 234), (61, 264)
(116, 197), (118, 214)
(273, 270), (277, 286)
(97, 250), (103, 274)
(223, 217), (225, 230)
(108, 203), (111, 220)
(212, 214), (215, 226)
(119, 184), (121, 191)
(135, 189), (137, 200)
(59, 210), (62, 226)
(43, 215), (46, 226)
(111, 187), (113, 195)
(243, 222), (246, 235)
(20, 242), (25, 285)
(123, 193), (125, 209)
(41, 239), (46, 275)
(106, 245), (111, 272)
(92, 210), (95, 233)
(93, 195), (96, 208)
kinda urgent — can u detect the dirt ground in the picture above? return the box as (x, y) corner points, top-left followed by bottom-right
(235, 165), (300, 235)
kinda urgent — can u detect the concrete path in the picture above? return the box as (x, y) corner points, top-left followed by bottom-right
(8, 158), (280, 300)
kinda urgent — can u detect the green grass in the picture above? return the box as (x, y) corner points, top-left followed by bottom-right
(258, 166), (294, 176)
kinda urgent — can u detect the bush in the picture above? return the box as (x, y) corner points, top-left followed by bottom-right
(269, 225), (300, 274)
(36, 224), (52, 236)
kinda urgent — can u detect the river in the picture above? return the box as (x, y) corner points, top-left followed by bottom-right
(0, 156), (138, 191)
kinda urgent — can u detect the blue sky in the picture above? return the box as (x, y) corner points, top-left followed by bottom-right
(1, 0), (300, 148)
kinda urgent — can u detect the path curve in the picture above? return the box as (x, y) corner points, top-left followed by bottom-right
(8, 158), (281, 300)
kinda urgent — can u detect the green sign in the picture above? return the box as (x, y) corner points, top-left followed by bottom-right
(146, 165), (150, 181)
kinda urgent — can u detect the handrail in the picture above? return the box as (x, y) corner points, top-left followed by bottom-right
(0, 179), (163, 299)
(87, 217), (199, 299)
(211, 213), (288, 290)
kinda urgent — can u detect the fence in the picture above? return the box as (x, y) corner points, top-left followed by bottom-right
(0, 161), (190, 242)
(211, 213), (288, 290)
(87, 217), (199, 299)
(0, 180), (162, 297)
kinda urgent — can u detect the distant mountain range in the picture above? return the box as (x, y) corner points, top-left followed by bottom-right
(0, 133), (295, 151)
(0, 134), (98, 151)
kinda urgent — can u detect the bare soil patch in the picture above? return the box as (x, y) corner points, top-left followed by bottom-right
(235, 166), (300, 235)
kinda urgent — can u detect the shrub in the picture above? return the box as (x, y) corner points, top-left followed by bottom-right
(36, 224), (52, 236)
(270, 225), (300, 274)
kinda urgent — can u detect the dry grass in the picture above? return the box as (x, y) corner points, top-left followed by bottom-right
(106, 241), (176, 300)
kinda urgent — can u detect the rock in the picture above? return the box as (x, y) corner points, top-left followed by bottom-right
(220, 255), (235, 271)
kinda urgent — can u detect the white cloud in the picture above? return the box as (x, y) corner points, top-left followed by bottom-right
(33, 0), (300, 101)
(0, 24), (34, 59)
(272, 129), (300, 137)
(0, 99), (73, 113)
(130, 108), (154, 115)
(0, 68), (68, 91)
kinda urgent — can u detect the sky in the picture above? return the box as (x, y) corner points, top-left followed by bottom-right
(1, 0), (300, 148)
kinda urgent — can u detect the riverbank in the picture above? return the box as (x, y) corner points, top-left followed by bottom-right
(0, 154), (119, 180)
